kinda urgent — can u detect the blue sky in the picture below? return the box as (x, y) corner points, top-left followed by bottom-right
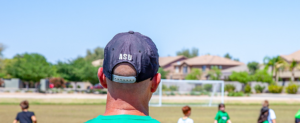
(1, 0), (299, 64)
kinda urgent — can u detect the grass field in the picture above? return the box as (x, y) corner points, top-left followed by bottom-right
(0, 104), (299, 123)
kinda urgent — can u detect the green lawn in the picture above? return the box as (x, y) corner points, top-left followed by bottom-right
(0, 104), (299, 123)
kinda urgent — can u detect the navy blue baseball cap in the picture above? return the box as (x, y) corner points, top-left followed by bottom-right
(102, 31), (159, 83)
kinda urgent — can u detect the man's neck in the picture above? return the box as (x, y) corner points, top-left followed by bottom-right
(22, 109), (28, 112)
(103, 92), (149, 116)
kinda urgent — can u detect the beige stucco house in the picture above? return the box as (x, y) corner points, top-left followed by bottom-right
(167, 55), (244, 80)
(279, 50), (300, 81)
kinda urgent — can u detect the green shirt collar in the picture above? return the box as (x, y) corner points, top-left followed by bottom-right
(98, 114), (154, 120)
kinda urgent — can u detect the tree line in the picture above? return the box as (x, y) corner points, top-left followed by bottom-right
(0, 44), (104, 86)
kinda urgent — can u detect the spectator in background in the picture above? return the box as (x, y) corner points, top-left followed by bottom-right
(263, 100), (276, 123)
(214, 103), (232, 123)
(177, 106), (193, 123)
(13, 100), (37, 123)
(258, 107), (269, 123)
(295, 110), (300, 123)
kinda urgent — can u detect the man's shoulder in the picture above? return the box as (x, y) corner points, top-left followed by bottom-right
(85, 115), (160, 123)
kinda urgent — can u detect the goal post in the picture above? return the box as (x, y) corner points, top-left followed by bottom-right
(150, 79), (224, 107)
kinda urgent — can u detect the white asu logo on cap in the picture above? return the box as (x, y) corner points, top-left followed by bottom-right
(119, 54), (132, 61)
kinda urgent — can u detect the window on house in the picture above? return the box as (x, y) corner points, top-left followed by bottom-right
(183, 66), (188, 74)
(219, 65), (222, 69)
(202, 65), (206, 71)
(175, 66), (179, 73)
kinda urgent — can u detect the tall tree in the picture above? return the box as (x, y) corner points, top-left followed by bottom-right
(55, 57), (99, 85)
(263, 56), (281, 78)
(185, 68), (202, 80)
(176, 48), (198, 58)
(287, 60), (300, 82)
(273, 58), (288, 83)
(247, 61), (259, 75)
(224, 53), (232, 59)
(85, 47), (105, 61)
(252, 70), (273, 84)
(5, 53), (53, 82)
(229, 71), (252, 90)
(224, 53), (240, 61)
(0, 44), (6, 78)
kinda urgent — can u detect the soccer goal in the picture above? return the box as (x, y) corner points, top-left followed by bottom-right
(149, 79), (224, 107)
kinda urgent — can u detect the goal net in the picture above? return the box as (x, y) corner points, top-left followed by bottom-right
(149, 79), (224, 107)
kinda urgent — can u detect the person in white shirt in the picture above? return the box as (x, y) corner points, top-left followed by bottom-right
(177, 106), (194, 123)
(263, 100), (276, 123)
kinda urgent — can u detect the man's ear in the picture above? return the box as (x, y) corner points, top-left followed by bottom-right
(98, 67), (107, 88)
(151, 73), (161, 92)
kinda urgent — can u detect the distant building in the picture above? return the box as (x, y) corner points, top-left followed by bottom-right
(280, 50), (300, 62)
(91, 59), (103, 67)
(279, 50), (300, 81)
(159, 56), (187, 72)
(168, 55), (244, 80)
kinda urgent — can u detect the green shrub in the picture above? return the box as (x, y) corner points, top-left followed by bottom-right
(285, 83), (299, 94)
(244, 84), (252, 93)
(77, 85), (80, 89)
(185, 68), (202, 80)
(162, 84), (169, 91)
(254, 85), (265, 93)
(203, 84), (212, 91)
(268, 85), (283, 93)
(170, 91), (176, 96)
(190, 91), (201, 96)
(225, 84), (235, 92)
(100, 90), (107, 94)
(192, 85), (204, 92)
(252, 70), (273, 84)
(228, 91), (244, 97)
(68, 85), (73, 88)
(229, 71), (252, 84)
(202, 91), (210, 96)
(169, 85), (178, 91)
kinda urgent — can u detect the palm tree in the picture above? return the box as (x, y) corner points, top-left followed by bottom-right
(274, 58), (288, 83)
(263, 56), (281, 79)
(288, 60), (300, 82)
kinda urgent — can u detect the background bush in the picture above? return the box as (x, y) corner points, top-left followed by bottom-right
(162, 84), (169, 91)
(268, 85), (283, 93)
(203, 84), (212, 91)
(244, 84), (252, 93)
(162, 85), (178, 91)
(285, 83), (299, 94)
(251, 70), (273, 84)
(254, 85), (265, 93)
(228, 91), (244, 97)
(192, 85), (204, 92)
(225, 84), (235, 92)
(169, 85), (178, 91)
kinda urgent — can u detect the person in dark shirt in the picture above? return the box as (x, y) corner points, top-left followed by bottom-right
(13, 100), (37, 123)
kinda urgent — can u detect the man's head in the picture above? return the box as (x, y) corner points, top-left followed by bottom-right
(263, 100), (269, 107)
(182, 106), (191, 116)
(20, 100), (29, 110)
(98, 31), (161, 105)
